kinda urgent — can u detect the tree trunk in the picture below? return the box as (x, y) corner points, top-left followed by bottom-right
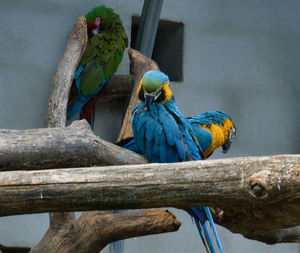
(1, 154), (299, 236)
(46, 16), (87, 128)
(30, 210), (180, 253)
(45, 15), (88, 231)
(0, 120), (147, 171)
(116, 49), (159, 142)
(95, 74), (133, 103)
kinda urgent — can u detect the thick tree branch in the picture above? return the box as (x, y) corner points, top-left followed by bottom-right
(0, 120), (147, 171)
(30, 210), (180, 253)
(245, 226), (300, 244)
(116, 49), (159, 142)
(46, 16), (87, 128)
(95, 74), (133, 103)
(46, 16), (88, 229)
(1, 155), (299, 235)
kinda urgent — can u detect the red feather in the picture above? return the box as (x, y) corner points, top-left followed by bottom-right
(87, 23), (98, 32)
(80, 96), (96, 129)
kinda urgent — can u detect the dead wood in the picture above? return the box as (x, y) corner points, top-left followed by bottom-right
(95, 74), (133, 103)
(0, 120), (147, 171)
(30, 210), (180, 253)
(46, 16), (87, 128)
(1, 155), (299, 239)
(116, 49), (159, 142)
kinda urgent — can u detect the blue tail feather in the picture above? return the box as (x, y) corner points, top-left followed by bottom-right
(204, 207), (224, 253)
(67, 98), (83, 120)
(191, 207), (215, 253)
(191, 211), (210, 253)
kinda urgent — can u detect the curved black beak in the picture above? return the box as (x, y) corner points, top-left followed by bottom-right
(145, 94), (155, 111)
(222, 139), (232, 153)
(222, 128), (236, 153)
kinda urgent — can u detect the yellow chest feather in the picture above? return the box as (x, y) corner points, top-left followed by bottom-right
(201, 119), (234, 158)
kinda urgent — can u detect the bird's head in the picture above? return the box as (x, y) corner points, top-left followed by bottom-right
(87, 17), (101, 35)
(85, 5), (122, 30)
(137, 70), (172, 110)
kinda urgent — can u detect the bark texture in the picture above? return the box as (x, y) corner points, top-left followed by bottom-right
(116, 49), (159, 142)
(30, 210), (180, 253)
(0, 120), (147, 171)
(1, 154), (299, 237)
(45, 16), (88, 230)
(95, 74), (133, 103)
(46, 16), (87, 128)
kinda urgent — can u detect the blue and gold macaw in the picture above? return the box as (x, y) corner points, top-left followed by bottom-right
(131, 70), (235, 253)
(187, 111), (236, 159)
(121, 111), (236, 159)
(67, 5), (128, 128)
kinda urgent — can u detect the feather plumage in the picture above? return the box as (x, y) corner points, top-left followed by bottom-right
(131, 70), (225, 252)
(188, 111), (236, 158)
(67, 5), (128, 128)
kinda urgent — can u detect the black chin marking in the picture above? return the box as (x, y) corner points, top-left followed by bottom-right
(139, 88), (166, 103)
(138, 88), (144, 101)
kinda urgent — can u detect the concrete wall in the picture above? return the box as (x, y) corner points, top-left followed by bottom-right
(0, 0), (299, 252)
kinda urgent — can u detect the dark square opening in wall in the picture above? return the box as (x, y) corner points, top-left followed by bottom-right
(131, 16), (184, 82)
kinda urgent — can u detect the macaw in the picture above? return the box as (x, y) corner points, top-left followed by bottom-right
(187, 111), (236, 159)
(67, 5), (128, 128)
(121, 111), (236, 158)
(131, 70), (234, 252)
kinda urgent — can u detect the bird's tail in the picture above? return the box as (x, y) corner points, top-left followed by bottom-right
(190, 206), (224, 253)
(67, 96), (83, 121)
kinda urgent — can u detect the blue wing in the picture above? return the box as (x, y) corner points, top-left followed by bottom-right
(188, 111), (232, 127)
(67, 63), (109, 121)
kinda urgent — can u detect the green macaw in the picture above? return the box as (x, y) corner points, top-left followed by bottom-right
(67, 5), (128, 128)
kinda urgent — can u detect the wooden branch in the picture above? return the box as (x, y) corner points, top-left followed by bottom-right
(116, 49), (159, 142)
(0, 120), (147, 171)
(1, 155), (299, 234)
(245, 226), (300, 244)
(46, 16), (87, 228)
(95, 74), (133, 103)
(30, 210), (180, 253)
(46, 16), (87, 128)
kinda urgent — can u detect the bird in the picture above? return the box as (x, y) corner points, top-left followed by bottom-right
(187, 111), (236, 159)
(130, 69), (233, 252)
(67, 5), (128, 128)
(120, 111), (236, 159)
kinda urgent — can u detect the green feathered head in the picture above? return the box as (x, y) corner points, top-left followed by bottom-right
(85, 5), (122, 26)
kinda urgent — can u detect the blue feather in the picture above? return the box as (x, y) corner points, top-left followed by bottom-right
(191, 207), (215, 253)
(204, 207), (224, 253)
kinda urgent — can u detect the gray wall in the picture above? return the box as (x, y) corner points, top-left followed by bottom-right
(0, 0), (299, 252)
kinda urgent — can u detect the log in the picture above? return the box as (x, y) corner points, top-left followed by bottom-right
(1, 155), (299, 235)
(30, 210), (180, 253)
(95, 74), (134, 103)
(46, 16), (87, 128)
(46, 16), (88, 228)
(0, 120), (147, 171)
(116, 49), (159, 142)
(246, 226), (300, 244)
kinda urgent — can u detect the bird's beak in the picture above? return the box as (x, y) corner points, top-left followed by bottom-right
(222, 139), (232, 153)
(145, 93), (155, 111)
(222, 128), (236, 153)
